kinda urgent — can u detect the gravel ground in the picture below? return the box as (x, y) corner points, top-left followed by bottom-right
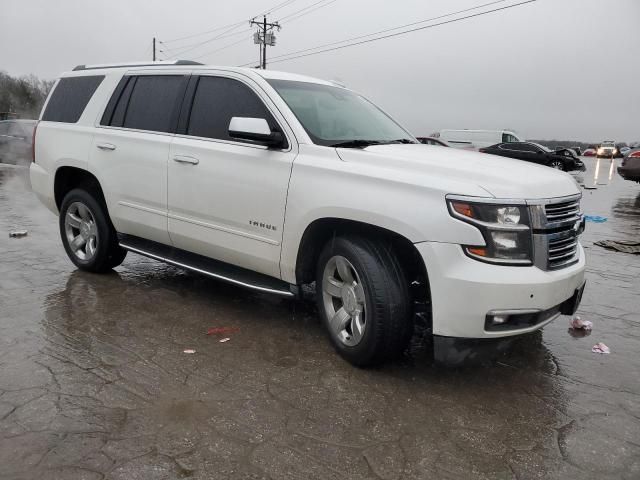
(0, 157), (638, 480)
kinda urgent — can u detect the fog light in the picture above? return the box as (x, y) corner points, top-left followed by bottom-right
(491, 314), (509, 325)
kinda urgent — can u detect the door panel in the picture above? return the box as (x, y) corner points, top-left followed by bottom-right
(168, 74), (296, 279)
(89, 74), (187, 245)
(90, 129), (172, 244)
(168, 138), (295, 278)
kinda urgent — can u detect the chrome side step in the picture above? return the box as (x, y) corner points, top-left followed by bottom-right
(118, 235), (294, 297)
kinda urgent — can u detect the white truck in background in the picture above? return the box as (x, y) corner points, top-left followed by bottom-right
(435, 129), (523, 150)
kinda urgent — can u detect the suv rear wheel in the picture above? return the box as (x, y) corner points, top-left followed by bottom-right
(316, 235), (412, 366)
(59, 188), (126, 272)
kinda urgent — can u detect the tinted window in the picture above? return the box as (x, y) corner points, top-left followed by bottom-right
(109, 77), (136, 127)
(502, 133), (519, 143)
(42, 76), (104, 123)
(123, 76), (184, 133)
(188, 76), (278, 142)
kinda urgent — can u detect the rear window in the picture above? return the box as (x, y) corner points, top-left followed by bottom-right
(121, 76), (184, 133)
(42, 76), (104, 123)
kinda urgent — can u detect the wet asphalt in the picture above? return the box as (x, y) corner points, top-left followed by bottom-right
(0, 157), (638, 480)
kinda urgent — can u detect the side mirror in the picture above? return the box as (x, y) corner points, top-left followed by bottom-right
(228, 117), (285, 148)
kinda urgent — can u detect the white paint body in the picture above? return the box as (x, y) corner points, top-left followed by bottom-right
(31, 65), (585, 340)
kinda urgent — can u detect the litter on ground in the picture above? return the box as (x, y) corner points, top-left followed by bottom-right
(183, 349), (196, 354)
(592, 343), (610, 354)
(584, 215), (607, 223)
(9, 230), (28, 238)
(594, 240), (640, 255)
(570, 315), (593, 331)
(219, 338), (230, 343)
(207, 326), (239, 336)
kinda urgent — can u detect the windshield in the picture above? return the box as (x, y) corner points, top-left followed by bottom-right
(268, 79), (415, 147)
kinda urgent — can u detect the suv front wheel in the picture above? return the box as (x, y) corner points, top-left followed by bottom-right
(316, 235), (412, 366)
(59, 188), (127, 272)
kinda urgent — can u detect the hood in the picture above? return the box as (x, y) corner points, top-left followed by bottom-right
(336, 144), (580, 199)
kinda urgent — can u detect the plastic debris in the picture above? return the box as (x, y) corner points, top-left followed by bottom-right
(219, 338), (231, 343)
(183, 349), (196, 354)
(591, 342), (610, 354)
(569, 315), (593, 331)
(594, 240), (640, 255)
(9, 230), (28, 238)
(207, 326), (239, 336)
(584, 215), (607, 223)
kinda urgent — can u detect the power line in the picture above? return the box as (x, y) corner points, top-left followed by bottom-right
(278, 0), (336, 22)
(161, 0), (300, 45)
(191, 36), (254, 61)
(249, 0), (510, 65)
(268, 0), (537, 65)
(280, 0), (338, 24)
(160, 28), (252, 58)
(162, 21), (246, 44)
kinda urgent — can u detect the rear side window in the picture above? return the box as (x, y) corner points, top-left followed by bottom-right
(121, 76), (184, 133)
(187, 76), (278, 141)
(42, 76), (104, 123)
(502, 133), (519, 143)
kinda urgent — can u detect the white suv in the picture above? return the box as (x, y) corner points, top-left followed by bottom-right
(30, 61), (586, 366)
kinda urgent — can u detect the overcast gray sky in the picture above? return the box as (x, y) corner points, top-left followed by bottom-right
(1, 0), (638, 141)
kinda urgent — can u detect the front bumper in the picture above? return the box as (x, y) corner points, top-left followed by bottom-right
(415, 241), (586, 338)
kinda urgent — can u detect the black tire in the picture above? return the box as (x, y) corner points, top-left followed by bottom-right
(548, 159), (565, 171)
(59, 188), (127, 273)
(315, 235), (412, 367)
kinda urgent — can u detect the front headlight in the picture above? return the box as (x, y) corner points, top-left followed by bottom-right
(447, 199), (532, 265)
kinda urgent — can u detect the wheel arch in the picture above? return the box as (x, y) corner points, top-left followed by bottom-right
(294, 217), (430, 301)
(54, 166), (107, 212)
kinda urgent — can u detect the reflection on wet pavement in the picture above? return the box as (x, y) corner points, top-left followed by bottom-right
(0, 161), (639, 479)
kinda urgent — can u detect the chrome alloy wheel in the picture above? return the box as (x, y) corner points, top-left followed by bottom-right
(64, 201), (98, 261)
(322, 255), (367, 347)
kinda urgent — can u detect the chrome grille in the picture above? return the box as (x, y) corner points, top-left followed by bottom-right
(530, 195), (582, 271)
(544, 199), (580, 223)
(547, 230), (579, 269)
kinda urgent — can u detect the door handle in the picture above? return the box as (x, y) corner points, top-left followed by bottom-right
(173, 155), (199, 165)
(96, 143), (116, 151)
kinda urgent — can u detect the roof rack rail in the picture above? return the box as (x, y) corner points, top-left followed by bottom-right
(72, 60), (203, 71)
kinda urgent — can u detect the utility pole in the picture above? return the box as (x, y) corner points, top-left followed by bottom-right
(250, 15), (280, 69)
(153, 37), (156, 61)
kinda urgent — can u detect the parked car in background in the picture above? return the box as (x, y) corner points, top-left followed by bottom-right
(30, 61), (586, 366)
(479, 142), (586, 172)
(583, 148), (596, 157)
(436, 129), (522, 150)
(555, 147), (582, 161)
(416, 137), (450, 147)
(571, 146), (582, 156)
(619, 146), (631, 156)
(0, 119), (37, 165)
(597, 141), (617, 158)
(618, 150), (640, 183)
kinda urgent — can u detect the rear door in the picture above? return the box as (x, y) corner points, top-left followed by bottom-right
(168, 73), (297, 278)
(91, 73), (188, 245)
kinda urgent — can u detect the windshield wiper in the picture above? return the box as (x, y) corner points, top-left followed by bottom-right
(330, 139), (384, 148)
(330, 138), (417, 148)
